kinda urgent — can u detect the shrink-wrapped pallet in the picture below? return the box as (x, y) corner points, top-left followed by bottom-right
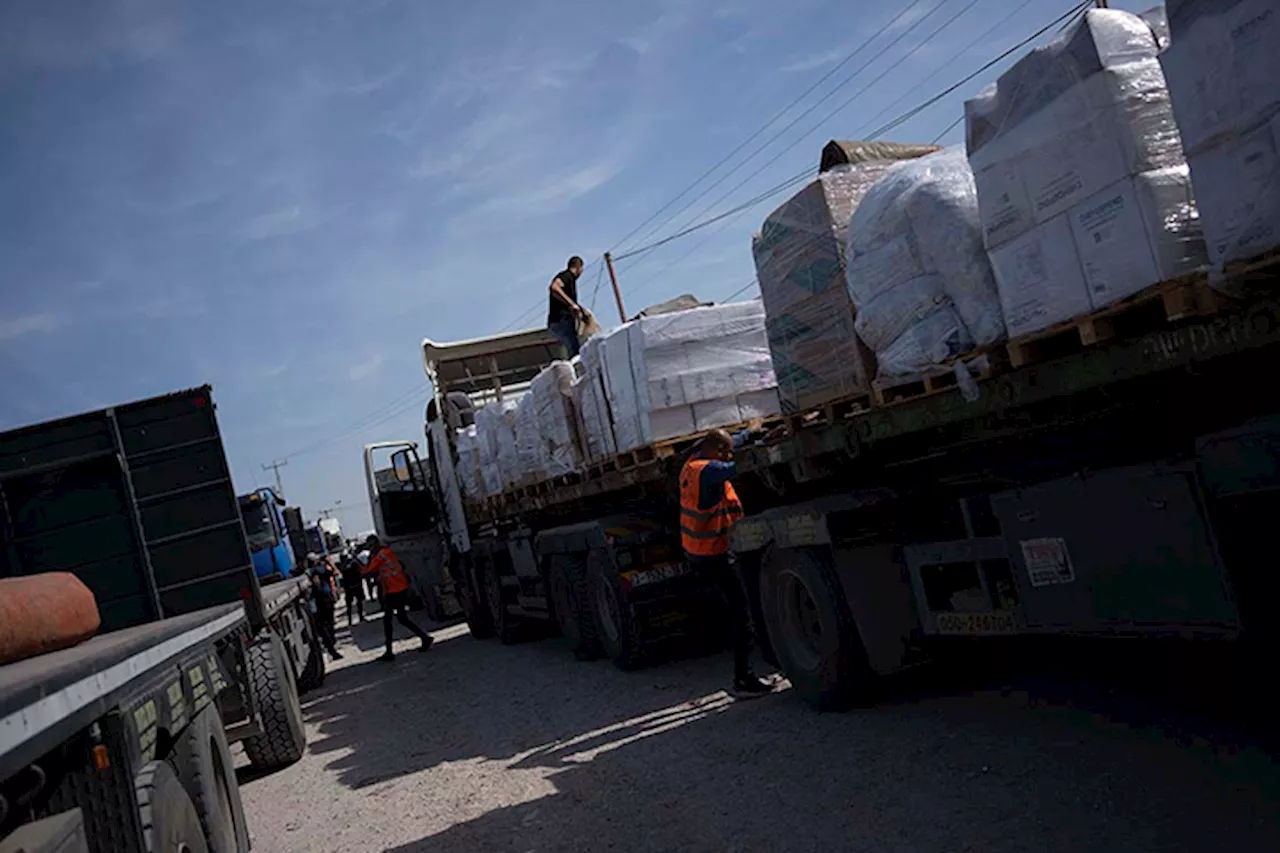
(572, 338), (617, 464)
(475, 400), (517, 494)
(845, 148), (1004, 377)
(455, 425), (482, 500)
(966, 8), (1207, 336)
(595, 302), (781, 453)
(514, 392), (544, 483)
(530, 361), (582, 477)
(753, 141), (936, 412)
(1160, 0), (1280, 272)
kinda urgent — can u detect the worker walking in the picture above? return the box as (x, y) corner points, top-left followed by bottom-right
(680, 429), (771, 698)
(547, 255), (589, 358)
(361, 535), (434, 661)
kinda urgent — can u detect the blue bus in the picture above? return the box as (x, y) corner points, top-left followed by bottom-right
(237, 487), (297, 582)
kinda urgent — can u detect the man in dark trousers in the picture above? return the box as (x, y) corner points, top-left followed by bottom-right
(547, 255), (588, 358)
(679, 429), (771, 697)
(306, 554), (343, 660)
(361, 535), (434, 662)
(339, 549), (366, 626)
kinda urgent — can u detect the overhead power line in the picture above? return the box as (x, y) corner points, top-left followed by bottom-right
(610, 0), (937, 257)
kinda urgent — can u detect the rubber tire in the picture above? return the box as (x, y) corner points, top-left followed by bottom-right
(484, 557), (521, 645)
(295, 619), (326, 694)
(586, 547), (644, 671)
(171, 704), (250, 853)
(457, 559), (495, 640)
(548, 554), (600, 661)
(241, 634), (306, 770)
(135, 760), (210, 853)
(759, 545), (874, 710)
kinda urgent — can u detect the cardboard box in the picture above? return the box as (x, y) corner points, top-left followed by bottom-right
(1069, 178), (1161, 307)
(1160, 0), (1280, 155)
(989, 215), (1092, 337)
(1187, 114), (1280, 268)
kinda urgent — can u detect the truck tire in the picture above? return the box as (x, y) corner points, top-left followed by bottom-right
(296, 623), (326, 694)
(548, 554), (600, 660)
(586, 547), (644, 671)
(483, 559), (520, 644)
(457, 560), (495, 639)
(759, 545), (874, 710)
(134, 760), (209, 853)
(241, 634), (306, 770)
(172, 704), (250, 853)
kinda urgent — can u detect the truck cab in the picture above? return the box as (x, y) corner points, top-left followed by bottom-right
(363, 327), (562, 625)
(237, 487), (295, 582)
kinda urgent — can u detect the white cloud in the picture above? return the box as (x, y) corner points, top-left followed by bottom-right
(349, 354), (383, 381)
(0, 313), (62, 341)
(236, 205), (337, 242)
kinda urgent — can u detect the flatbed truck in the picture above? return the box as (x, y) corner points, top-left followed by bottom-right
(0, 387), (324, 851)
(367, 272), (1280, 709)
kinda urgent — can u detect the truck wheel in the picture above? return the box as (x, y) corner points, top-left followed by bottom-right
(458, 561), (495, 639)
(172, 704), (250, 853)
(483, 559), (520, 644)
(135, 760), (210, 853)
(242, 634), (306, 770)
(586, 548), (644, 670)
(548, 554), (600, 660)
(296, 627), (326, 694)
(759, 545), (874, 710)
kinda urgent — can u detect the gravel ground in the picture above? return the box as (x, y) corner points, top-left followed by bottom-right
(238, 605), (1280, 853)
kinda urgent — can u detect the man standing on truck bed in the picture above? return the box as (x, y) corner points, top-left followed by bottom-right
(362, 535), (434, 661)
(547, 255), (587, 358)
(680, 429), (772, 698)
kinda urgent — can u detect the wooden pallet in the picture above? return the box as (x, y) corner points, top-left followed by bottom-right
(872, 352), (999, 408)
(1005, 276), (1222, 369)
(783, 391), (873, 433)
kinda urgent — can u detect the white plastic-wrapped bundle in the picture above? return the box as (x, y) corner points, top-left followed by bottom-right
(475, 400), (517, 495)
(572, 340), (616, 463)
(530, 361), (582, 477)
(752, 142), (937, 412)
(513, 392), (543, 483)
(965, 8), (1207, 336)
(845, 148), (1004, 377)
(455, 425), (482, 500)
(1160, 0), (1280, 272)
(596, 302), (781, 452)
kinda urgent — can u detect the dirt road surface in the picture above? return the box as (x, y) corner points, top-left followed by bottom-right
(238, 611), (1280, 853)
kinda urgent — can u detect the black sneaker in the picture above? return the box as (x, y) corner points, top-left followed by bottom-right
(377, 651), (396, 662)
(732, 674), (773, 699)
(420, 635), (435, 652)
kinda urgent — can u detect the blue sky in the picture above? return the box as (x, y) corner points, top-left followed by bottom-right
(0, 0), (1152, 532)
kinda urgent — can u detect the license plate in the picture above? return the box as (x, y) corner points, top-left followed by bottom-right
(621, 562), (689, 589)
(935, 611), (1017, 636)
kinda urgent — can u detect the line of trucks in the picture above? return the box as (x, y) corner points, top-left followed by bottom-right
(362, 2), (1280, 709)
(4, 3), (1279, 851)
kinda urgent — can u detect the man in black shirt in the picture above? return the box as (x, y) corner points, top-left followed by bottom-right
(547, 255), (586, 358)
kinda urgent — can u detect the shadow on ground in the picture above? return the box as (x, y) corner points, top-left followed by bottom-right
(273, 608), (1280, 853)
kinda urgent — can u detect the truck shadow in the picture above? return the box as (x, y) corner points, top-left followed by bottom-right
(282, 621), (1280, 852)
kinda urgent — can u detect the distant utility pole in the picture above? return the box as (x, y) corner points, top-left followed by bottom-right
(603, 252), (628, 324)
(262, 459), (288, 496)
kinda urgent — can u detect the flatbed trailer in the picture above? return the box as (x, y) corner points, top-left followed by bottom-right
(0, 387), (322, 851)
(381, 267), (1280, 708)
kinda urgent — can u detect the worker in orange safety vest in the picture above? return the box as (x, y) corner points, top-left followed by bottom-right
(361, 535), (434, 661)
(679, 428), (771, 698)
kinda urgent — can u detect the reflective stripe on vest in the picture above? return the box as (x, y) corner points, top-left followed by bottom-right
(679, 458), (743, 557)
(374, 548), (409, 594)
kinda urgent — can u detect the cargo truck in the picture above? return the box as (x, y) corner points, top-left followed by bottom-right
(365, 274), (1280, 709)
(237, 486), (296, 582)
(0, 387), (325, 852)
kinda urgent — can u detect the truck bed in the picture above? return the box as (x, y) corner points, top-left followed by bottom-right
(466, 295), (1280, 523)
(0, 602), (245, 782)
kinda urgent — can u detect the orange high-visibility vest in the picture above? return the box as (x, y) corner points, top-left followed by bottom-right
(363, 547), (410, 595)
(679, 458), (744, 557)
